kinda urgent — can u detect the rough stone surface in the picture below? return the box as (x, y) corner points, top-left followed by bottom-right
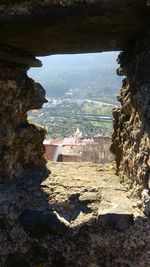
(98, 185), (134, 231)
(110, 36), (150, 214)
(0, 2), (150, 266)
(18, 209), (69, 238)
(98, 213), (134, 232)
(0, 162), (150, 267)
(0, 66), (47, 182)
(0, 1), (150, 58)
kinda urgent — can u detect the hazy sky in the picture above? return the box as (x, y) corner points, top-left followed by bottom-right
(28, 52), (120, 83)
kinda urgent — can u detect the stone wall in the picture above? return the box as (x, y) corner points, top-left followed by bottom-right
(0, 36), (150, 267)
(0, 2), (150, 266)
(0, 161), (150, 267)
(0, 1), (150, 56)
(110, 36), (150, 213)
(0, 65), (47, 183)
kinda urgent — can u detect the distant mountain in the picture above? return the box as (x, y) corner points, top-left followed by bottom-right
(28, 52), (122, 104)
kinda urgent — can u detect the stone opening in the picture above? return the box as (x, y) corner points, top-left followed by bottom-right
(0, 1), (150, 266)
(28, 52), (121, 164)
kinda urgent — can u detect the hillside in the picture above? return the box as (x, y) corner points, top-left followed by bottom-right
(29, 52), (122, 104)
(28, 99), (114, 138)
(28, 52), (122, 138)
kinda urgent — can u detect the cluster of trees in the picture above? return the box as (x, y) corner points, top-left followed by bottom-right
(82, 102), (113, 116)
(28, 99), (113, 139)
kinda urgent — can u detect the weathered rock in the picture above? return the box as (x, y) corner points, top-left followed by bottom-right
(18, 209), (69, 238)
(98, 187), (134, 231)
(0, 1), (150, 266)
(111, 36), (150, 214)
(0, 66), (47, 182)
(0, 163), (150, 267)
(0, 1), (150, 58)
(98, 213), (134, 232)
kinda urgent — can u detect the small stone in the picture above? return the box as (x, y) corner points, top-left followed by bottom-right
(79, 192), (97, 202)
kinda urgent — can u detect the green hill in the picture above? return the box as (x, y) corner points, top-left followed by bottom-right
(28, 52), (122, 104)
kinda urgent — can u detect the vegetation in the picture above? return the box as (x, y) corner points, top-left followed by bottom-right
(29, 53), (122, 105)
(28, 100), (113, 139)
(28, 53), (121, 138)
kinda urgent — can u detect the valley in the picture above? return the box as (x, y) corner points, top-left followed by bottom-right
(28, 98), (115, 139)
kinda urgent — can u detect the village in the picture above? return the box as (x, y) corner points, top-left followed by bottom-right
(44, 127), (113, 163)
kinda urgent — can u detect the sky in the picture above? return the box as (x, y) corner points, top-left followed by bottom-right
(28, 52), (120, 84)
